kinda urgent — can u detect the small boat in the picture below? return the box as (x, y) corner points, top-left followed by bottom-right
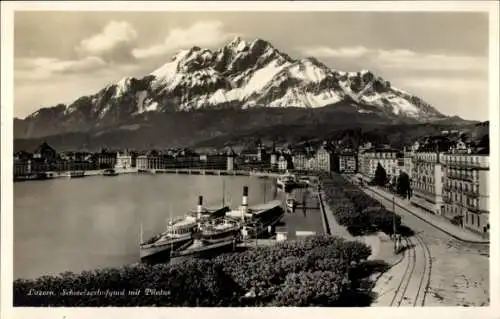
(103, 168), (119, 176)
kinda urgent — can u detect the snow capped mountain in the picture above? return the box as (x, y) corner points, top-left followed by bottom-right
(17, 37), (447, 139)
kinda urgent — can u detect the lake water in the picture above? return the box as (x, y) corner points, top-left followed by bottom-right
(13, 174), (276, 279)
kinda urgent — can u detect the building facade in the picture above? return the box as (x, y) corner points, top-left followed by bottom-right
(97, 151), (117, 169)
(115, 152), (133, 169)
(441, 152), (489, 236)
(402, 149), (415, 179)
(338, 151), (357, 174)
(136, 155), (148, 170)
(359, 147), (402, 182)
(410, 152), (444, 215)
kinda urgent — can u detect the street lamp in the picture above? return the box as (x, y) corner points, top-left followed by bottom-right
(392, 196), (397, 253)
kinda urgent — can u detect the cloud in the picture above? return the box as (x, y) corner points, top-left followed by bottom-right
(76, 21), (138, 62)
(298, 46), (487, 72)
(133, 21), (233, 59)
(300, 46), (370, 58)
(400, 76), (487, 92)
(15, 56), (106, 81)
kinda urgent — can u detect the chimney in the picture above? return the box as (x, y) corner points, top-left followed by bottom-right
(241, 186), (249, 221)
(197, 195), (203, 219)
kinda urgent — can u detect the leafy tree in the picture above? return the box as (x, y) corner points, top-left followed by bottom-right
(396, 172), (411, 198)
(373, 163), (387, 187)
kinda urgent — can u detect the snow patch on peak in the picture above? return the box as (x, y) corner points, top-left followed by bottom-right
(227, 36), (248, 52)
(287, 60), (328, 83)
(240, 59), (292, 98)
(113, 77), (131, 98)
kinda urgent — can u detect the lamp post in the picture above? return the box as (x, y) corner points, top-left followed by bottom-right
(392, 196), (397, 252)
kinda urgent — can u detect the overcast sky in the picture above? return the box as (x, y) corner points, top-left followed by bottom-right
(14, 11), (489, 120)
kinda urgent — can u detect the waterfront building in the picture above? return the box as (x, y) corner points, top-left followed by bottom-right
(146, 150), (162, 170)
(136, 155), (148, 170)
(314, 146), (332, 172)
(200, 154), (227, 170)
(32, 142), (57, 163)
(441, 149), (489, 237)
(292, 153), (309, 171)
(277, 154), (293, 171)
(338, 150), (357, 174)
(226, 149), (235, 172)
(14, 159), (32, 176)
(410, 151), (444, 215)
(115, 151), (133, 169)
(358, 146), (402, 182)
(97, 150), (117, 169)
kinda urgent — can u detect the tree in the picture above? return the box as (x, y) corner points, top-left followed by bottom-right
(396, 172), (411, 199)
(373, 163), (387, 187)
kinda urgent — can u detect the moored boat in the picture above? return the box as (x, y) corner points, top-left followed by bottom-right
(140, 215), (198, 262)
(200, 217), (241, 245)
(103, 168), (119, 176)
(225, 186), (285, 239)
(140, 195), (228, 262)
(169, 237), (239, 261)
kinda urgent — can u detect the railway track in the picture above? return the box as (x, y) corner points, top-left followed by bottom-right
(388, 234), (433, 307)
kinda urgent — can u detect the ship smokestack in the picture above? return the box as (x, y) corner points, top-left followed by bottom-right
(241, 186), (249, 221)
(197, 195), (203, 218)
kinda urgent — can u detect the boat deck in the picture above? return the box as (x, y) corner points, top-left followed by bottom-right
(277, 187), (325, 240)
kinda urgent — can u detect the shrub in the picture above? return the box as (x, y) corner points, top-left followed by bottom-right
(321, 173), (402, 236)
(14, 236), (374, 307)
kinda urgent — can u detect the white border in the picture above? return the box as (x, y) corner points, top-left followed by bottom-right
(1, 1), (499, 319)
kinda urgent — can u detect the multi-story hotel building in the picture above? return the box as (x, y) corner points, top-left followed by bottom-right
(115, 152), (133, 169)
(441, 151), (489, 236)
(338, 151), (357, 174)
(410, 152), (444, 215)
(291, 146), (332, 172)
(358, 146), (402, 182)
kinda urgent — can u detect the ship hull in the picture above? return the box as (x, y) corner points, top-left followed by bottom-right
(140, 237), (194, 263)
(170, 239), (237, 262)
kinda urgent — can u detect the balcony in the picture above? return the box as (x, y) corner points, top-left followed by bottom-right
(463, 189), (479, 198)
(443, 196), (453, 204)
(466, 202), (479, 212)
(445, 160), (489, 169)
(446, 173), (471, 182)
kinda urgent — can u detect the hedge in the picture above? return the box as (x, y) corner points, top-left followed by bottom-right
(13, 236), (373, 307)
(322, 174), (401, 236)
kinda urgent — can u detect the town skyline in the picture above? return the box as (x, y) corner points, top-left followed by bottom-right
(14, 10), (489, 121)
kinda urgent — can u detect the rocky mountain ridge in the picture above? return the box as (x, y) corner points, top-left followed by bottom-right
(15, 37), (449, 140)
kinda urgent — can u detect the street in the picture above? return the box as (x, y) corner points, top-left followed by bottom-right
(349, 178), (489, 306)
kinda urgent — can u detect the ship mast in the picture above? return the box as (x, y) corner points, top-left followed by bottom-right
(139, 223), (143, 246)
(169, 204), (173, 256)
(222, 178), (226, 207)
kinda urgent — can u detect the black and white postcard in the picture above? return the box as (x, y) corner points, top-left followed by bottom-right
(1, 1), (499, 319)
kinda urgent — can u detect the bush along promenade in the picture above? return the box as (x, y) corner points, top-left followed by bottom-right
(13, 236), (386, 307)
(321, 174), (402, 237)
